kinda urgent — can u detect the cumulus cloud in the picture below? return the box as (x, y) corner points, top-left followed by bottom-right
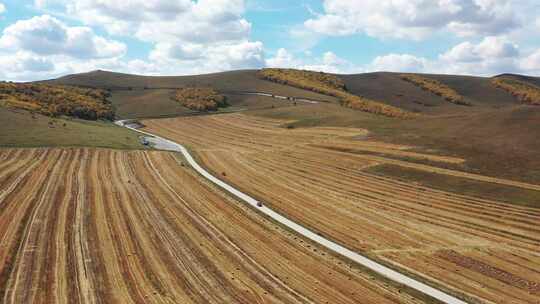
(59, 0), (248, 41)
(33, 0), (265, 75)
(437, 36), (521, 75)
(0, 3), (5, 14)
(366, 37), (530, 76)
(266, 48), (358, 73)
(305, 0), (527, 40)
(149, 40), (265, 75)
(265, 48), (299, 68)
(370, 54), (429, 73)
(0, 14), (128, 81)
(0, 15), (126, 58)
(519, 49), (540, 75)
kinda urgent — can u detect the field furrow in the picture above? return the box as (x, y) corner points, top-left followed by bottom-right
(0, 148), (421, 304)
(143, 113), (540, 304)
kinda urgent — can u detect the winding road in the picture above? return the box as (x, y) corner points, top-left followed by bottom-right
(116, 119), (469, 304)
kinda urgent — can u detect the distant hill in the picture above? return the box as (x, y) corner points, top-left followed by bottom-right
(47, 69), (537, 119)
(12, 68), (540, 183)
(494, 73), (540, 87)
(340, 72), (519, 114)
(45, 70), (338, 119)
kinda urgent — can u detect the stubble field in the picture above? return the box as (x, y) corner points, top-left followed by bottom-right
(0, 148), (426, 304)
(143, 113), (540, 304)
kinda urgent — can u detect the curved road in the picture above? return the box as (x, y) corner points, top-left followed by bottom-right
(116, 120), (469, 304)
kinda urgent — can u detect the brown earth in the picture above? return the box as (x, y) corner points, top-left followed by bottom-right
(0, 148), (426, 304)
(143, 113), (540, 304)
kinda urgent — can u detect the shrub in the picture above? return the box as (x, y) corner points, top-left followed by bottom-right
(172, 87), (228, 111)
(258, 68), (416, 118)
(491, 77), (540, 105)
(0, 82), (114, 120)
(400, 74), (471, 106)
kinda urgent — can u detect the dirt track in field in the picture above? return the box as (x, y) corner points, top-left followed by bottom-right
(143, 113), (540, 304)
(0, 148), (425, 304)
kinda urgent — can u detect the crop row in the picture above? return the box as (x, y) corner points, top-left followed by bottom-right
(0, 148), (417, 304)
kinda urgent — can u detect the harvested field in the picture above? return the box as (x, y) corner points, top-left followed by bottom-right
(143, 113), (540, 304)
(0, 148), (423, 304)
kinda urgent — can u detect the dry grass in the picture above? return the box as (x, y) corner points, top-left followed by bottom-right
(0, 148), (423, 304)
(144, 113), (540, 304)
(0, 82), (114, 120)
(400, 74), (471, 106)
(491, 77), (540, 105)
(259, 69), (416, 118)
(172, 87), (228, 111)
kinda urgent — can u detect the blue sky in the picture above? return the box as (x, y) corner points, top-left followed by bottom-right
(0, 0), (540, 81)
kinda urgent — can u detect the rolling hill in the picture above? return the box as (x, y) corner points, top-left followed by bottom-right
(2, 68), (540, 304)
(31, 69), (540, 184)
(340, 72), (519, 113)
(46, 70), (338, 119)
(47, 69), (539, 118)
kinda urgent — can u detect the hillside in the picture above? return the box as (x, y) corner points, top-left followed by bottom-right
(47, 70), (338, 119)
(258, 68), (415, 118)
(0, 82), (114, 120)
(47, 69), (538, 118)
(340, 72), (519, 114)
(0, 107), (143, 149)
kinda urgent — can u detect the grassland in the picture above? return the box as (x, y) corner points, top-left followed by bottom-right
(0, 108), (143, 149)
(0, 82), (114, 120)
(143, 113), (540, 304)
(259, 69), (416, 118)
(0, 148), (428, 304)
(400, 74), (471, 106)
(172, 87), (228, 111)
(492, 76), (540, 105)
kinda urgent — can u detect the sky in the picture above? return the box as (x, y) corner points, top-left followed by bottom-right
(1, 0), (540, 81)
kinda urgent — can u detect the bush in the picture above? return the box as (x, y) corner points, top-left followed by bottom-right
(0, 82), (114, 120)
(172, 87), (228, 111)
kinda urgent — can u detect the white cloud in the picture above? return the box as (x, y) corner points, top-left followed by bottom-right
(437, 36), (520, 75)
(0, 15), (125, 58)
(440, 37), (518, 62)
(0, 14), (128, 81)
(304, 0), (528, 40)
(266, 48), (358, 74)
(265, 48), (299, 68)
(0, 3), (5, 14)
(366, 37), (528, 76)
(33, 0), (265, 76)
(44, 1), (253, 46)
(520, 49), (540, 75)
(370, 54), (429, 73)
(149, 40), (265, 75)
